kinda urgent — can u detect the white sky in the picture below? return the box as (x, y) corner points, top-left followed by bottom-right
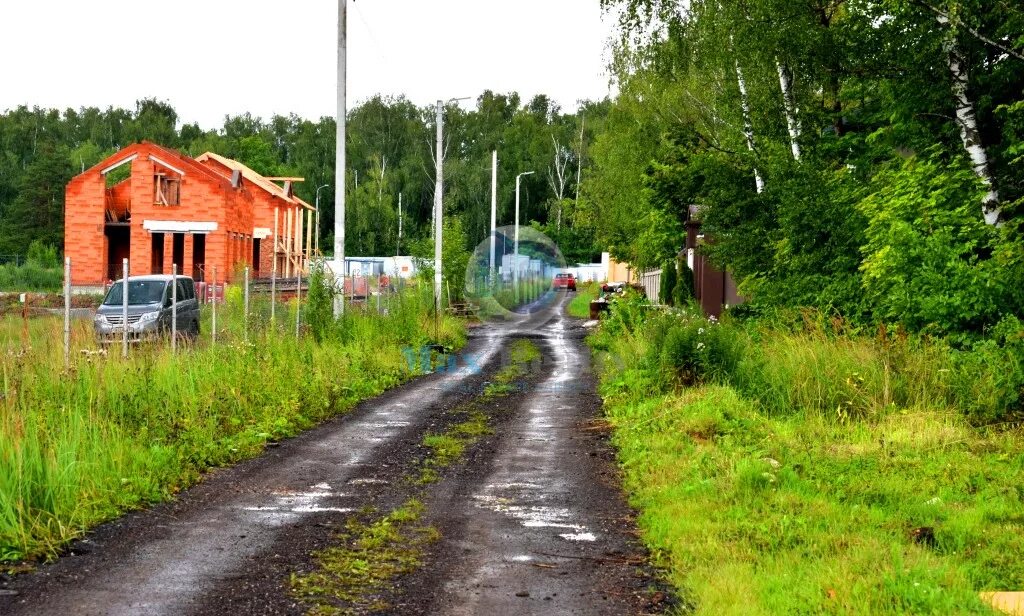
(1, 0), (618, 129)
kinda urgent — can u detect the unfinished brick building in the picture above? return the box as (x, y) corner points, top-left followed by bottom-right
(65, 142), (315, 289)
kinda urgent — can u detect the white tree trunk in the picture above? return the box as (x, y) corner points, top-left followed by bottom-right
(942, 23), (1000, 225)
(735, 57), (765, 193)
(549, 135), (570, 229)
(575, 116), (585, 206)
(776, 60), (802, 161)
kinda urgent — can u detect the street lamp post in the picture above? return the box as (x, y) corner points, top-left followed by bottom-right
(315, 183), (329, 257)
(514, 170), (534, 300)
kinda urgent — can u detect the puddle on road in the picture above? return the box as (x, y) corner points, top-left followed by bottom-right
(559, 532), (597, 542)
(242, 484), (354, 522)
(472, 494), (596, 541)
(348, 478), (389, 486)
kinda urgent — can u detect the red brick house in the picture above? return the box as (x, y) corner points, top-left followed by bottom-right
(65, 142), (315, 288)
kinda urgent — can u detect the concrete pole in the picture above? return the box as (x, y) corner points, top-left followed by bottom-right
(122, 257), (128, 359)
(334, 0), (347, 317)
(490, 150), (497, 286)
(63, 257), (71, 369)
(397, 192), (402, 257)
(434, 99), (444, 323)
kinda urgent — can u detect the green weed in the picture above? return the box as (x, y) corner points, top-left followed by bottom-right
(567, 283), (600, 319)
(291, 499), (440, 614)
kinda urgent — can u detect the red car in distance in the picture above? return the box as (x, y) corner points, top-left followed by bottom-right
(553, 272), (577, 291)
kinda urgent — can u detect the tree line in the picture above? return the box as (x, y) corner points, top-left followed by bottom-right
(0, 93), (606, 265)
(585, 0), (1023, 336)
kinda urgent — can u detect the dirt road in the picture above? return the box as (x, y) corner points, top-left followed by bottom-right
(1, 294), (665, 615)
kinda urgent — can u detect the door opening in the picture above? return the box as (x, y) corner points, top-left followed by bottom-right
(151, 233), (165, 274)
(172, 233), (185, 274)
(192, 234), (206, 281)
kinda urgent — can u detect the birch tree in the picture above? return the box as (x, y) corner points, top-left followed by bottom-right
(940, 22), (1001, 225)
(776, 60), (802, 161)
(548, 135), (571, 228)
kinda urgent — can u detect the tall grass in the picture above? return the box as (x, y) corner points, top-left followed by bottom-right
(0, 286), (463, 562)
(590, 296), (1024, 613)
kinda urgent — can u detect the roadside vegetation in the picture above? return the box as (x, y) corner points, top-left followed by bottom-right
(567, 282), (599, 319)
(590, 293), (1024, 614)
(0, 243), (63, 293)
(0, 276), (464, 564)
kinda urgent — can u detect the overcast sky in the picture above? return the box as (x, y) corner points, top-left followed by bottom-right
(1, 0), (618, 129)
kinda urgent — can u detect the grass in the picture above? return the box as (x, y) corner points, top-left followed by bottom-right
(416, 410), (493, 485)
(0, 288), (464, 563)
(567, 282), (599, 319)
(483, 338), (541, 398)
(290, 498), (440, 615)
(591, 301), (1024, 614)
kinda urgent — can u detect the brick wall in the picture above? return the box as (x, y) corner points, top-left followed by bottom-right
(66, 143), (302, 287)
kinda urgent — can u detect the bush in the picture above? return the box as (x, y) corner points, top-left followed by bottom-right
(673, 257), (694, 306)
(305, 261), (336, 343)
(858, 153), (1009, 336)
(0, 262), (63, 292)
(659, 260), (677, 306)
(25, 241), (60, 269)
(659, 318), (744, 386)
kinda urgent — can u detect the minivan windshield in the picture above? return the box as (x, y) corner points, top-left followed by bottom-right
(103, 280), (167, 306)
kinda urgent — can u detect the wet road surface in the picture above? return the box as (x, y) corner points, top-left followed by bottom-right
(1, 294), (663, 615)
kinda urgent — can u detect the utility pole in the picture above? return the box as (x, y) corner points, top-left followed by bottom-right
(514, 170), (534, 299)
(397, 192), (402, 256)
(490, 150), (497, 286)
(334, 0), (347, 317)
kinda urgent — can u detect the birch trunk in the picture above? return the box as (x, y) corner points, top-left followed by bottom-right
(942, 23), (1001, 225)
(776, 60), (802, 161)
(735, 57), (765, 193)
(549, 135), (570, 230)
(575, 116), (585, 206)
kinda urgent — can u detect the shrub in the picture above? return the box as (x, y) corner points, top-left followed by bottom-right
(858, 153), (1009, 336)
(659, 318), (744, 386)
(305, 262), (337, 343)
(25, 241), (60, 269)
(673, 257), (694, 306)
(660, 260), (677, 306)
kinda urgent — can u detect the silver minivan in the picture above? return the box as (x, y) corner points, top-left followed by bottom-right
(94, 275), (201, 343)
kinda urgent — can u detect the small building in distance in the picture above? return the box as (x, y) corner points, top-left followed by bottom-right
(64, 142), (315, 290)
